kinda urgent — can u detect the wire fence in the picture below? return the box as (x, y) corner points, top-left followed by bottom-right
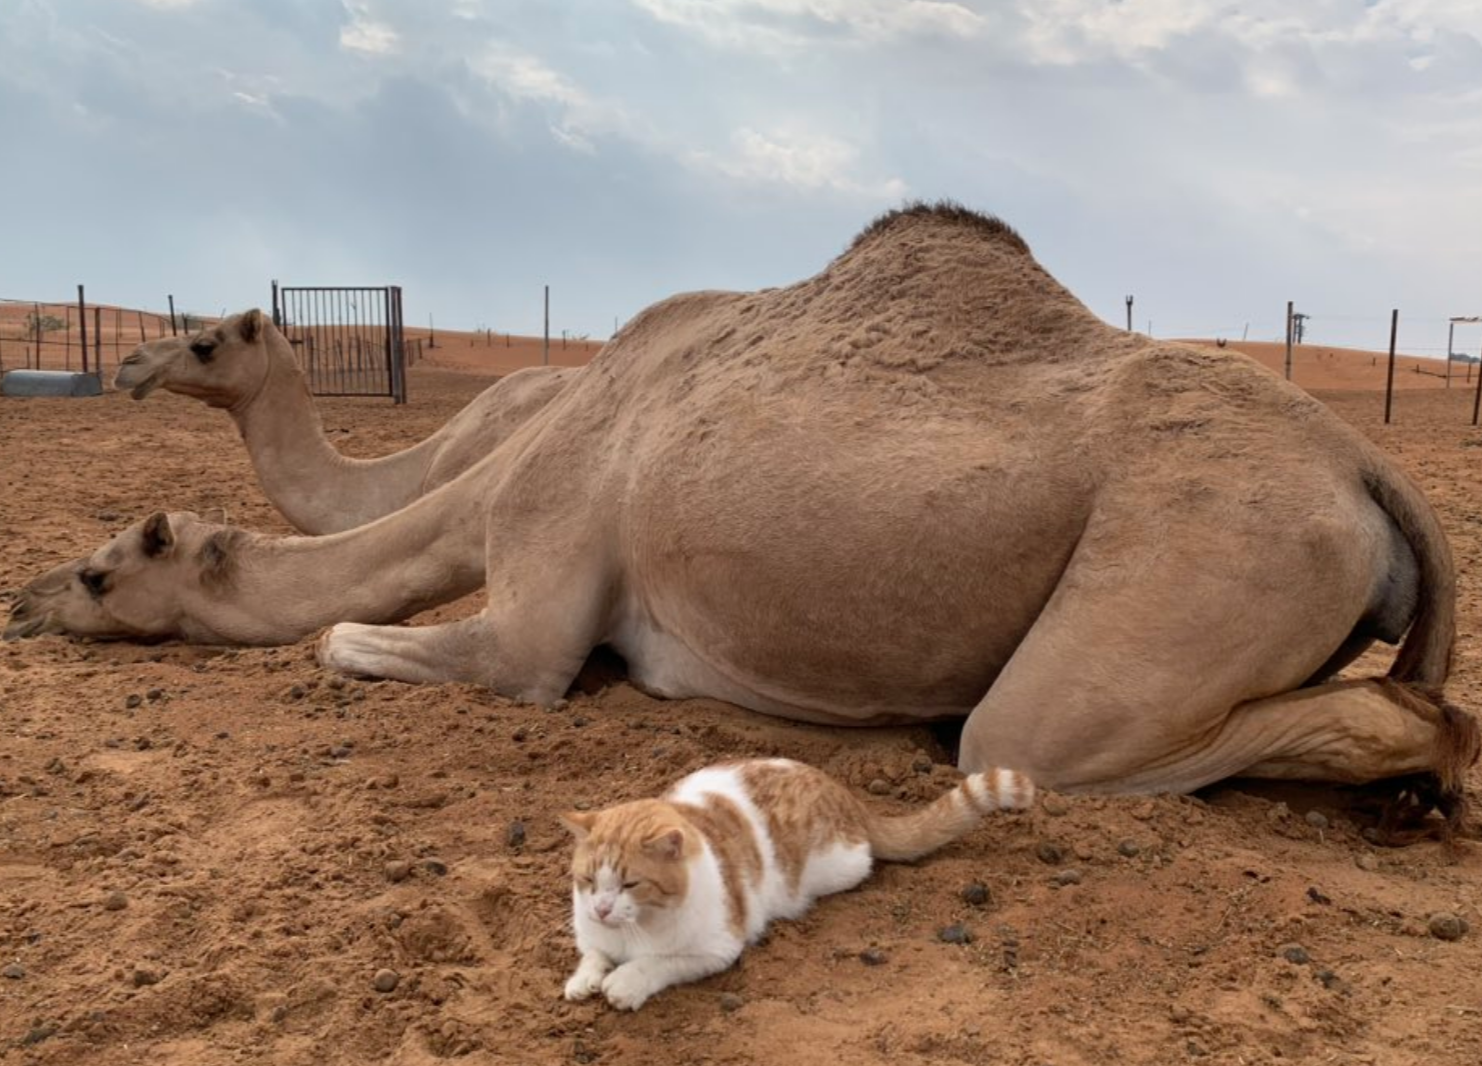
(0, 295), (184, 378)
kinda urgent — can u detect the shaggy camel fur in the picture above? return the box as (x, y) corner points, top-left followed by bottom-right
(10, 204), (1478, 800)
(113, 315), (575, 534)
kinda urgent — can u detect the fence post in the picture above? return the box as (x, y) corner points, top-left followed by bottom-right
(1472, 336), (1482, 426)
(1384, 309), (1398, 425)
(1284, 301), (1294, 381)
(543, 285), (550, 366)
(168, 294), (178, 335)
(95, 307), (102, 378)
(77, 284), (89, 376)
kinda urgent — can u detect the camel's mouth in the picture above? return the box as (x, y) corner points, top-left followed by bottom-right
(3, 610), (49, 641)
(113, 360), (163, 400)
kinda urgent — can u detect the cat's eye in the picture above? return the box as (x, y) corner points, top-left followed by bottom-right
(621, 880), (641, 890)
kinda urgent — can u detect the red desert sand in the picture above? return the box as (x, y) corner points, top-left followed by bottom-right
(2, 325), (1481, 1066)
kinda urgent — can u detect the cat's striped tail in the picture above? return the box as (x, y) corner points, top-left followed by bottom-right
(865, 767), (1035, 862)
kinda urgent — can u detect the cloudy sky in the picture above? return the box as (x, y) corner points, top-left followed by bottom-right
(2, 0), (1480, 356)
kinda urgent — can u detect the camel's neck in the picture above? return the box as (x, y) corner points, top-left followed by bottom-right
(181, 477), (488, 645)
(229, 339), (438, 534)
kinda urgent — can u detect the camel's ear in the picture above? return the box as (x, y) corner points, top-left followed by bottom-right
(560, 811), (596, 840)
(200, 506), (230, 526)
(642, 828), (686, 861)
(141, 512), (175, 558)
(239, 308), (263, 343)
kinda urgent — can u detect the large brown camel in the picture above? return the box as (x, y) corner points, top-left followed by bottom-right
(113, 317), (575, 534)
(9, 204), (1477, 802)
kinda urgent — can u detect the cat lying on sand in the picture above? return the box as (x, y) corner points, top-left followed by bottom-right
(561, 758), (1034, 1011)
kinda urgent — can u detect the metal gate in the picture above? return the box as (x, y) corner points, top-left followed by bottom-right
(271, 283), (406, 404)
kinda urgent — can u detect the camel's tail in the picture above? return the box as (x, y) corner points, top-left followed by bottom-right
(1363, 465), (1456, 687)
(864, 767), (1035, 863)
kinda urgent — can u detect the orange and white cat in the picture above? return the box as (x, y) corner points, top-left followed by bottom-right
(560, 758), (1034, 1010)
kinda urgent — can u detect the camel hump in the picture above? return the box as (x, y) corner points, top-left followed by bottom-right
(1364, 464), (1456, 686)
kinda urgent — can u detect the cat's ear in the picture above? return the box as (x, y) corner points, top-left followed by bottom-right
(642, 828), (686, 861)
(560, 811), (596, 839)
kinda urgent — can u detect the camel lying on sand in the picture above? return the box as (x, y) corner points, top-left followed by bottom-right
(114, 317), (575, 534)
(10, 204), (1477, 801)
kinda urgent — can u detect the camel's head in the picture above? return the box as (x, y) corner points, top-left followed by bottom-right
(114, 309), (273, 408)
(4, 512), (238, 643)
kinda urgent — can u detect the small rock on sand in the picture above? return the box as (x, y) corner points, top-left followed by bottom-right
(1279, 943), (1310, 965)
(372, 968), (400, 993)
(1428, 913), (1468, 942)
(938, 923), (973, 945)
(1040, 793), (1070, 817)
(102, 891), (128, 912)
(384, 860), (412, 883)
(1035, 841), (1065, 865)
(961, 882), (990, 906)
(860, 947), (888, 966)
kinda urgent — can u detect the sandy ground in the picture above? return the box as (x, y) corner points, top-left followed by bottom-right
(3, 361), (1482, 1066)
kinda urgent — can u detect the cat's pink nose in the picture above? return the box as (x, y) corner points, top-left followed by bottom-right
(595, 901), (613, 919)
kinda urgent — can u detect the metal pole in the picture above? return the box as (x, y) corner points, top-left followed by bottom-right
(1384, 309), (1399, 425)
(168, 294), (178, 335)
(543, 285), (549, 366)
(1446, 320), (1455, 389)
(271, 280), (280, 327)
(77, 284), (88, 376)
(1125, 295), (1133, 332)
(95, 307), (102, 377)
(1473, 334), (1482, 426)
(1284, 301), (1293, 381)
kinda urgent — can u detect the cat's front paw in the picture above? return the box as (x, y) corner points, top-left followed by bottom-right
(564, 957), (611, 1001)
(601, 965), (659, 1011)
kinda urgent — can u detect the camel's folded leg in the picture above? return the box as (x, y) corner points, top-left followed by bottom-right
(956, 512), (1479, 797)
(965, 675), (1475, 795)
(318, 608), (595, 703)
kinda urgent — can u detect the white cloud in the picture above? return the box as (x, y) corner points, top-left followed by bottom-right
(470, 44), (639, 152)
(688, 127), (906, 198)
(631, 0), (984, 53)
(340, 1), (398, 55)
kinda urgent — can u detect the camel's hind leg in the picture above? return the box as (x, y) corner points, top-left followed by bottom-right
(964, 675), (1475, 795)
(957, 506), (1478, 796)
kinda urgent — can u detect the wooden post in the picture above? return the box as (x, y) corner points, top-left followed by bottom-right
(95, 307), (102, 376)
(543, 285), (549, 366)
(1283, 301), (1294, 381)
(1384, 309), (1399, 425)
(1446, 320), (1455, 389)
(1125, 295), (1133, 332)
(76, 285), (88, 376)
(1473, 335), (1482, 426)
(168, 295), (178, 335)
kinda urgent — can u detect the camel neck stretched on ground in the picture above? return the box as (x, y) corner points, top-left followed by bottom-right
(114, 313), (574, 534)
(12, 203), (1477, 809)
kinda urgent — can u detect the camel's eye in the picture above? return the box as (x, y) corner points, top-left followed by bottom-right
(78, 569), (108, 597)
(189, 338), (217, 363)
